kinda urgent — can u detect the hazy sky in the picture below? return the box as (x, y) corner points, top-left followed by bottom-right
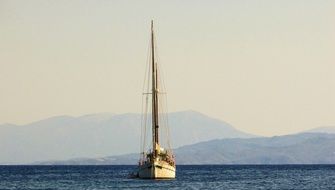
(0, 0), (334, 136)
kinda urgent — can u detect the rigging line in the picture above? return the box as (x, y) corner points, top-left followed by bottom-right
(140, 88), (149, 158)
(160, 93), (171, 150)
(142, 33), (152, 93)
(140, 82), (147, 157)
(147, 59), (152, 151)
(144, 59), (151, 154)
(156, 59), (165, 146)
(154, 37), (172, 151)
(159, 68), (169, 149)
(156, 52), (172, 151)
(164, 93), (172, 151)
(141, 95), (147, 153)
(140, 95), (144, 156)
(158, 94), (167, 146)
(143, 95), (149, 158)
(140, 32), (152, 160)
(153, 28), (168, 98)
(143, 88), (150, 154)
(163, 92), (172, 151)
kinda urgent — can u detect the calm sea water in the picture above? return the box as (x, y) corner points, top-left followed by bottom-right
(0, 165), (335, 189)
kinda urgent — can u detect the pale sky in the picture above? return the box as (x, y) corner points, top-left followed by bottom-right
(0, 0), (334, 136)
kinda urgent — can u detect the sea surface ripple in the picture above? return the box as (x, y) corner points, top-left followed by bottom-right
(0, 165), (335, 189)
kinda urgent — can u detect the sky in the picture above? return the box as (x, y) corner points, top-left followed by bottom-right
(0, 0), (334, 136)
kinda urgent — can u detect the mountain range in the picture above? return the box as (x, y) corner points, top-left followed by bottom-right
(1, 111), (334, 165)
(36, 132), (335, 165)
(0, 111), (255, 164)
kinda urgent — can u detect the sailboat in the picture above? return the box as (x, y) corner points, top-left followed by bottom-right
(137, 21), (176, 179)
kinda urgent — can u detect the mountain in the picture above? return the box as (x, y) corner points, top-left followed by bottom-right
(304, 126), (335, 134)
(175, 133), (335, 164)
(0, 111), (255, 164)
(37, 133), (335, 165)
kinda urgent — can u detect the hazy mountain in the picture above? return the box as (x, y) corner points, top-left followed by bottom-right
(38, 133), (335, 165)
(175, 133), (335, 164)
(0, 111), (255, 164)
(304, 126), (335, 134)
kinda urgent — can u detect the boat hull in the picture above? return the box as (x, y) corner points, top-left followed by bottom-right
(138, 160), (176, 179)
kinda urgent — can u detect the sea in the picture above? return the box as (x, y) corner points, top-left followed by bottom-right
(0, 165), (335, 189)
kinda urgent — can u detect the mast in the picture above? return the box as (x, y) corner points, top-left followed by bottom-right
(151, 20), (159, 157)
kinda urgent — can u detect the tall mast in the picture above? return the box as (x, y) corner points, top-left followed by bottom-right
(151, 20), (159, 157)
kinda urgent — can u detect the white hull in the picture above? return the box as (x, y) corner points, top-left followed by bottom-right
(138, 160), (176, 179)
